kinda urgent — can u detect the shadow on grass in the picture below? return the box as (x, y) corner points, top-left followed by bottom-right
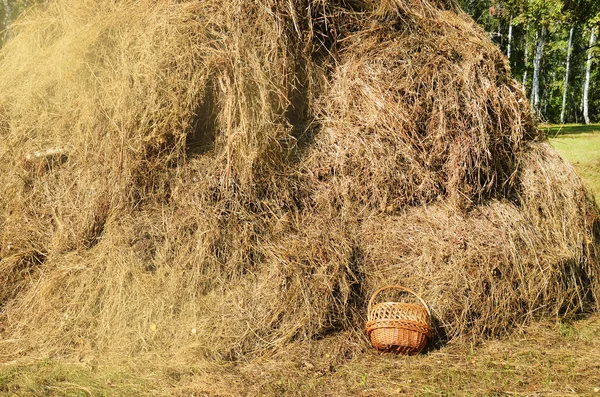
(540, 123), (600, 137)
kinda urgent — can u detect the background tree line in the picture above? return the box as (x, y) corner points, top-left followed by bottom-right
(0, 0), (43, 40)
(1, 0), (598, 124)
(458, 0), (600, 124)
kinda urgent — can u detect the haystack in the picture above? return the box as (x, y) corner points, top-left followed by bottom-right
(0, 0), (598, 364)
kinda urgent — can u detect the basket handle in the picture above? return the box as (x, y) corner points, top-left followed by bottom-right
(367, 285), (431, 320)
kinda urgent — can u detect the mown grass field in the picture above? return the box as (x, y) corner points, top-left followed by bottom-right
(546, 124), (600, 196)
(1, 124), (600, 396)
(3, 317), (600, 396)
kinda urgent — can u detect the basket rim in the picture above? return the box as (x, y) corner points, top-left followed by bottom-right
(370, 301), (430, 311)
(369, 301), (431, 323)
(367, 285), (431, 320)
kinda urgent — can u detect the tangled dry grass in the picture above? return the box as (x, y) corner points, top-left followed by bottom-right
(0, 0), (598, 365)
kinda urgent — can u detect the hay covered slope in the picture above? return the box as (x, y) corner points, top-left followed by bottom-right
(0, 0), (598, 361)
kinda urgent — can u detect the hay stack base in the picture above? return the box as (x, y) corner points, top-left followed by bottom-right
(0, 0), (598, 364)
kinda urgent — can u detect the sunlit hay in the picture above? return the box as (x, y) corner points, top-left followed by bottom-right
(0, 0), (598, 365)
(361, 143), (599, 340)
(309, 13), (537, 212)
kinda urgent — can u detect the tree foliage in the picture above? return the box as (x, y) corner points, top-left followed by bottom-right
(458, 0), (599, 123)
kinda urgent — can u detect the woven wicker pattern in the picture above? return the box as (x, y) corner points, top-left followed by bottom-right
(369, 302), (429, 323)
(366, 285), (432, 355)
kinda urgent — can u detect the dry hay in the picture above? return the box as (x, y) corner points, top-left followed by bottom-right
(0, 0), (598, 365)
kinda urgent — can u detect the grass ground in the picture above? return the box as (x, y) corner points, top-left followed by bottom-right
(2, 316), (600, 396)
(2, 124), (600, 396)
(545, 123), (600, 196)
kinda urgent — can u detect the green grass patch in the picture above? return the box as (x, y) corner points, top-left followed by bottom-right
(541, 123), (600, 137)
(548, 124), (600, 197)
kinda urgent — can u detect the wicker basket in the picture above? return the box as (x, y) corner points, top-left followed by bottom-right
(366, 285), (432, 355)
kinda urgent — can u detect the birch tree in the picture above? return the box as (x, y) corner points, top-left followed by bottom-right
(2, 0), (11, 29)
(583, 26), (596, 124)
(560, 26), (575, 123)
(507, 14), (514, 61)
(518, 0), (562, 118)
(530, 26), (546, 117)
(1, 0), (49, 46)
(458, 0), (600, 122)
(522, 24), (530, 92)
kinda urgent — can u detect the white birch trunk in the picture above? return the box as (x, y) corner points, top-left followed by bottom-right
(2, 0), (10, 28)
(523, 25), (531, 93)
(529, 30), (538, 106)
(560, 26), (575, 124)
(507, 14), (513, 62)
(531, 26), (546, 117)
(583, 27), (596, 125)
